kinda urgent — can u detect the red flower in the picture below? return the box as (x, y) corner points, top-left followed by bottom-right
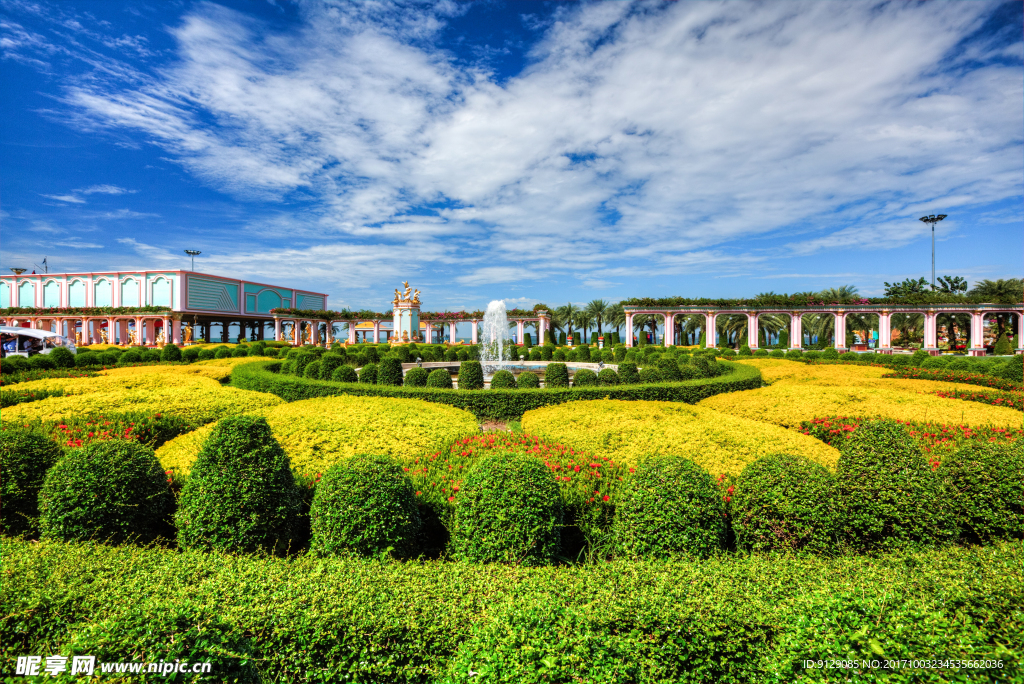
(602, 495), (610, 502)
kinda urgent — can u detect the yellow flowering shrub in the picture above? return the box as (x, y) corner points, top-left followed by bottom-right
(2, 373), (282, 426)
(699, 383), (1021, 428)
(157, 395), (478, 477)
(736, 359), (993, 393)
(521, 400), (839, 476)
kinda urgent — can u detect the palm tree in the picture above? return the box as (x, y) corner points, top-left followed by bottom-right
(891, 313), (924, 347)
(584, 299), (609, 338)
(818, 285), (860, 304)
(970, 279), (1023, 338)
(574, 309), (595, 342)
(606, 303), (626, 339)
(675, 314), (704, 346)
(553, 303), (579, 340)
(632, 314), (658, 345)
(716, 314), (748, 349)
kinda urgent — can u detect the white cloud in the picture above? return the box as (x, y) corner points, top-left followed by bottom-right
(41, 194), (85, 204)
(17, 0), (1024, 285)
(77, 184), (135, 195)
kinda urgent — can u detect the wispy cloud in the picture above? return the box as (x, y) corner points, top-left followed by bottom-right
(41, 194), (86, 204)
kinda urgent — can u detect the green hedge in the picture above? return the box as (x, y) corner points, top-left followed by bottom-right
(231, 361), (763, 421)
(2, 538), (1020, 683)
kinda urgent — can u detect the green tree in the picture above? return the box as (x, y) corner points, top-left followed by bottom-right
(605, 303), (626, 339)
(935, 275), (968, 294)
(584, 300), (610, 338)
(969, 279), (1024, 338)
(884, 277), (929, 297)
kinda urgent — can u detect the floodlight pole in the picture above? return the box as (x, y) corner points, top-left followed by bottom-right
(184, 250), (201, 271)
(918, 214), (947, 289)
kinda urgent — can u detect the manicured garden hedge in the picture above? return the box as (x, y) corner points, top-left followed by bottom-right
(231, 361), (763, 420)
(1, 538), (1020, 683)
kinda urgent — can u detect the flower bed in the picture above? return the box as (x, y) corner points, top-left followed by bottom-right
(157, 395), (477, 477)
(0, 368), (100, 386)
(931, 388), (1024, 411)
(883, 366), (1022, 392)
(230, 360), (764, 421)
(0, 387), (64, 408)
(3, 410), (194, 450)
(522, 400), (839, 475)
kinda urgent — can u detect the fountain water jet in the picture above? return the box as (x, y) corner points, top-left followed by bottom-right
(479, 300), (512, 376)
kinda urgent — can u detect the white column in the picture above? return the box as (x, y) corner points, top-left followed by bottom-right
(1017, 311), (1024, 354)
(791, 313), (803, 349)
(312, 321), (320, 346)
(538, 316), (547, 345)
(471, 320), (478, 344)
(516, 320), (524, 345)
(970, 311), (985, 356)
(349, 322), (356, 345)
(747, 313), (758, 349)
(274, 318), (282, 341)
(924, 311), (938, 353)
(664, 313), (675, 347)
(373, 320), (380, 344)
(835, 313), (846, 351)
(878, 312), (891, 352)
(704, 312), (717, 348)
(625, 313), (634, 347)
(171, 319), (182, 345)
(449, 321), (457, 343)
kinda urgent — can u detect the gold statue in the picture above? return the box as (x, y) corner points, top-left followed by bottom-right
(129, 328), (139, 346)
(302, 326), (311, 344)
(402, 281), (411, 300)
(412, 289), (421, 304)
(393, 288), (401, 305)
(156, 329), (166, 347)
(100, 328), (109, 344)
(75, 331), (82, 345)
(291, 325), (298, 344)
(183, 326), (193, 344)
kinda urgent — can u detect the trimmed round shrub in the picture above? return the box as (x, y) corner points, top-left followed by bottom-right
(677, 364), (701, 380)
(358, 363), (378, 384)
(291, 351), (313, 376)
(176, 416), (301, 555)
(452, 451), (562, 566)
(1, 427), (64, 536)
(116, 349), (142, 366)
(48, 347), (76, 368)
(540, 346), (553, 361)
(783, 349), (802, 360)
(689, 354), (715, 379)
(393, 346), (412, 363)
(29, 354), (56, 370)
(839, 351), (858, 362)
(920, 356), (946, 369)
(910, 349), (930, 366)
(161, 343), (182, 362)
(566, 349), (579, 362)
(888, 354), (911, 367)
(1, 355), (29, 374)
(198, 348), (216, 361)
(364, 346), (380, 364)
(544, 363), (569, 388)
(941, 440), (1023, 543)
(39, 441), (173, 544)
(231, 346), (250, 358)
(614, 344), (627, 361)
(459, 360), (484, 389)
(404, 366), (430, 387)
(74, 351), (99, 367)
(576, 345), (591, 362)
(614, 456), (725, 559)
(456, 349), (469, 362)
(572, 368), (597, 387)
(517, 372), (540, 388)
(265, 347), (280, 358)
(600, 349), (614, 363)
(214, 347), (232, 359)
(755, 349), (771, 357)
(426, 368), (454, 389)
(597, 368), (618, 386)
(181, 347), (200, 363)
(639, 367), (663, 383)
(310, 454), (421, 558)
(490, 369), (517, 389)
(141, 348), (162, 363)
(657, 356), (682, 381)
(303, 360), (323, 379)
(946, 358), (970, 372)
(330, 364), (359, 383)
(738, 345), (752, 356)
(836, 420), (953, 550)
(732, 453), (840, 553)
(444, 348), (458, 362)
(552, 349), (566, 361)
(98, 350), (119, 366)
(1002, 354), (1023, 383)
(318, 354), (344, 380)
(617, 361), (640, 385)
(377, 356), (404, 386)
(803, 350), (821, 361)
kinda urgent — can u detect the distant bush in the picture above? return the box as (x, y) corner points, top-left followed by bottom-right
(358, 363), (378, 384)
(331, 364), (359, 383)
(459, 361), (484, 390)
(116, 350), (142, 366)
(614, 344), (627, 361)
(426, 368), (453, 389)
(490, 370), (517, 389)
(198, 348), (216, 361)
(544, 363), (569, 388)
(639, 367), (663, 383)
(74, 351), (99, 367)
(181, 348), (200, 363)
(738, 345), (752, 356)
(657, 356), (682, 382)
(215, 347), (232, 359)
(48, 347), (76, 369)
(517, 372), (540, 388)
(617, 362), (640, 385)
(377, 356), (404, 387)
(456, 349), (469, 362)
(318, 354), (344, 381)
(310, 454), (421, 558)
(941, 440), (1023, 543)
(572, 368), (597, 387)
(40, 440), (173, 544)
(404, 366), (430, 387)
(784, 349), (802, 360)
(754, 349), (770, 357)
(553, 349), (566, 361)
(597, 368), (619, 386)
(540, 347), (553, 361)
(615, 455), (725, 559)
(161, 343), (182, 362)
(303, 360), (323, 380)
(577, 345), (591, 362)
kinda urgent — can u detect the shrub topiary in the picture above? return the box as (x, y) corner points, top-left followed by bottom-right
(753, 348), (769, 357)
(657, 356), (682, 382)
(181, 347), (200, 363)
(946, 358), (970, 372)
(639, 367), (663, 383)
(198, 348), (216, 361)
(459, 360), (484, 390)
(452, 451), (561, 565)
(920, 356), (946, 369)
(617, 361), (640, 385)
(803, 350), (821, 361)
(214, 347), (232, 359)
(143, 348), (163, 363)
(544, 363), (569, 388)
(572, 368), (597, 387)
(358, 363), (378, 384)
(29, 354), (56, 370)
(836, 420), (953, 551)
(839, 351), (858, 362)
(325, 365), (354, 383)
(689, 354), (716, 379)
(160, 343), (182, 362)
(116, 350), (142, 366)
(74, 351), (99, 367)
(614, 455), (725, 559)
(1, 427), (64, 536)
(426, 368), (453, 388)
(1, 355), (29, 374)
(820, 347), (839, 360)
(310, 454), (421, 558)
(888, 354), (911, 367)
(176, 416), (301, 555)
(576, 345), (591, 362)
(614, 344), (627, 361)
(783, 349), (802, 360)
(732, 453), (840, 553)
(265, 347), (280, 358)
(597, 368), (618, 386)
(552, 349), (566, 362)
(559, 332), (567, 346)
(540, 346), (553, 361)
(403, 366), (429, 387)
(443, 348), (458, 362)
(39, 440), (173, 544)
(1001, 354), (1023, 382)
(566, 349), (579, 362)
(508, 345), (521, 362)
(738, 345), (752, 356)
(490, 370), (517, 389)
(992, 331), (1013, 356)
(230, 346), (248, 358)
(303, 360), (323, 379)
(910, 349), (930, 366)
(517, 372), (540, 388)
(364, 346), (380, 364)
(377, 356), (404, 386)
(393, 346), (412, 363)
(941, 440), (1023, 543)
(456, 349), (469, 362)
(48, 347), (76, 369)
(677, 364), (701, 380)
(318, 354), (344, 380)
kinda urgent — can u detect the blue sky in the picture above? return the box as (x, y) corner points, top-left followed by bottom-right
(2, 0), (1021, 312)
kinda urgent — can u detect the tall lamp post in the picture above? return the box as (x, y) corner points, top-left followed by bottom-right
(918, 214), (947, 289)
(184, 250), (201, 271)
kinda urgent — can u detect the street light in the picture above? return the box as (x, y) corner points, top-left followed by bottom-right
(184, 250), (201, 271)
(918, 214), (947, 289)
(9, 268), (26, 275)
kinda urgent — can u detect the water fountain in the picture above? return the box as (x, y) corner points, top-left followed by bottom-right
(479, 300), (512, 376)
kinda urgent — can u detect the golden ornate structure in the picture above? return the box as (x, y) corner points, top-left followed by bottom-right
(183, 326), (193, 344)
(129, 328), (139, 346)
(100, 329), (108, 344)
